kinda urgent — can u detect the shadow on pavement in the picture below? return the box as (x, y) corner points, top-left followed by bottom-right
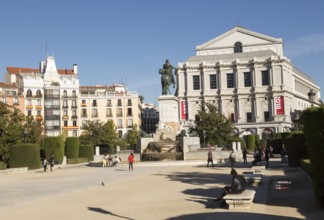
(166, 212), (301, 220)
(88, 207), (134, 220)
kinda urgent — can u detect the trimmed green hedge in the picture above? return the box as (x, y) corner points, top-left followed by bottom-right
(0, 162), (7, 170)
(286, 133), (307, 167)
(302, 106), (324, 204)
(9, 144), (41, 169)
(43, 137), (64, 163)
(245, 135), (255, 152)
(79, 145), (94, 161)
(66, 157), (88, 164)
(65, 137), (80, 159)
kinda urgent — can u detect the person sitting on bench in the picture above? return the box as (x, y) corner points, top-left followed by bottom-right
(215, 168), (246, 202)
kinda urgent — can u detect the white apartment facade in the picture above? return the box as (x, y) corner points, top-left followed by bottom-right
(176, 27), (321, 138)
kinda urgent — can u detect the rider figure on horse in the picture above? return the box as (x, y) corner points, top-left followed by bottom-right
(159, 59), (176, 95)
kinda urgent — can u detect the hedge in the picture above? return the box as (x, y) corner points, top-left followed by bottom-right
(43, 137), (65, 163)
(245, 135), (255, 152)
(286, 133), (307, 167)
(302, 106), (324, 204)
(65, 137), (80, 159)
(0, 162), (7, 170)
(79, 145), (94, 162)
(8, 144), (41, 169)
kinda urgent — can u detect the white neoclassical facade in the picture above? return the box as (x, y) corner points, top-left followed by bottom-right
(176, 26), (321, 138)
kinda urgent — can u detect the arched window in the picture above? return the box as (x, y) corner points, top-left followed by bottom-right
(26, 89), (32, 97)
(63, 90), (67, 98)
(72, 90), (77, 98)
(234, 42), (243, 53)
(36, 90), (42, 97)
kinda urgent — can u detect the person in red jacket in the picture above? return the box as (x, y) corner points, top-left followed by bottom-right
(128, 153), (135, 171)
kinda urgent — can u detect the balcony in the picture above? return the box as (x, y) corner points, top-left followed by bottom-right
(36, 105), (43, 109)
(71, 115), (78, 119)
(45, 115), (60, 120)
(62, 115), (69, 120)
(81, 114), (88, 118)
(81, 103), (87, 107)
(71, 105), (78, 109)
(62, 105), (69, 109)
(26, 105), (33, 109)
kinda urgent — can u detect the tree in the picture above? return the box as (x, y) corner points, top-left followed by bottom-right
(190, 102), (234, 147)
(139, 95), (144, 103)
(124, 124), (141, 149)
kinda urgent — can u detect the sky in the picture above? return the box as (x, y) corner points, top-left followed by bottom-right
(0, 0), (324, 105)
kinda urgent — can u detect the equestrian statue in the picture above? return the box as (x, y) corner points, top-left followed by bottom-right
(159, 59), (177, 95)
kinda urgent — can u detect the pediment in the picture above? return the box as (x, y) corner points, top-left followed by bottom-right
(196, 26), (283, 51)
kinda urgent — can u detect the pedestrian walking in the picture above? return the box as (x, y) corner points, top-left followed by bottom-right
(128, 153), (134, 171)
(242, 148), (247, 164)
(49, 153), (55, 172)
(207, 149), (214, 168)
(43, 158), (47, 172)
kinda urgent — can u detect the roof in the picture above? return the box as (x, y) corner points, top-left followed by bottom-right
(0, 82), (18, 89)
(6, 67), (74, 75)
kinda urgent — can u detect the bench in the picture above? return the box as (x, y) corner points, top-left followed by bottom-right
(223, 189), (256, 210)
(243, 173), (262, 186)
(6, 167), (28, 174)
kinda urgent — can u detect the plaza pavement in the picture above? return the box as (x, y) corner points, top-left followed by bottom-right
(0, 157), (323, 220)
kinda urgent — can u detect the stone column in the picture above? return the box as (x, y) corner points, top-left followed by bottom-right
(95, 146), (100, 156)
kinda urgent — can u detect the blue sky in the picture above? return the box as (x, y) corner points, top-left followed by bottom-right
(0, 0), (324, 105)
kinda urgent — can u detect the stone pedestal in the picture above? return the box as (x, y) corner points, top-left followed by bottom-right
(158, 95), (180, 132)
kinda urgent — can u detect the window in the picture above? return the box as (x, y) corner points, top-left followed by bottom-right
(37, 110), (41, 116)
(72, 110), (77, 116)
(64, 121), (68, 127)
(117, 99), (122, 106)
(92, 100), (97, 107)
(37, 99), (41, 106)
(127, 99), (132, 106)
(227, 73), (235, 88)
(117, 108), (123, 117)
(106, 108), (112, 117)
(234, 42), (242, 53)
(127, 108), (132, 116)
(107, 99), (112, 106)
(63, 90), (67, 98)
(73, 130), (77, 137)
(28, 99), (32, 105)
(127, 119), (133, 127)
(27, 110), (32, 116)
(14, 97), (19, 104)
(210, 74), (217, 89)
(63, 110), (67, 116)
(26, 89), (32, 97)
(73, 121), (77, 126)
(262, 70), (269, 86)
(244, 72), (252, 87)
(63, 100), (68, 108)
(264, 111), (270, 122)
(230, 113), (235, 123)
(82, 109), (87, 117)
(92, 109), (98, 117)
(118, 130), (123, 138)
(193, 75), (200, 90)
(247, 112), (252, 123)
(117, 119), (123, 128)
(81, 100), (86, 106)
(36, 90), (42, 97)
(72, 100), (77, 108)
(72, 90), (76, 98)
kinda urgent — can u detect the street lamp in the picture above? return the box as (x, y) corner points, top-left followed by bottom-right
(308, 89), (316, 107)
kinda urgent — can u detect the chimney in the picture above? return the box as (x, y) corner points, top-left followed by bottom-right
(73, 64), (78, 75)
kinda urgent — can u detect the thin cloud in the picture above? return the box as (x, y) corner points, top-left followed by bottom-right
(285, 33), (324, 58)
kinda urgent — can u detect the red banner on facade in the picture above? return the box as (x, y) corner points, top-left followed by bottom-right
(181, 101), (188, 119)
(275, 96), (284, 115)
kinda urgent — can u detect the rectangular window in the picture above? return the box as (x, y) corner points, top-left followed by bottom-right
(82, 109), (87, 117)
(14, 97), (19, 104)
(230, 113), (235, 123)
(244, 72), (252, 87)
(193, 75), (200, 90)
(127, 108), (132, 116)
(117, 108), (123, 117)
(117, 119), (123, 128)
(117, 99), (122, 106)
(262, 70), (269, 86)
(264, 111), (270, 122)
(82, 100), (86, 106)
(247, 112), (252, 123)
(107, 99), (112, 106)
(127, 99), (132, 106)
(227, 73), (235, 88)
(106, 108), (112, 117)
(64, 121), (68, 127)
(127, 119), (133, 127)
(73, 121), (77, 126)
(28, 110), (32, 116)
(210, 74), (217, 89)
(92, 100), (97, 107)
(118, 130), (123, 138)
(92, 109), (98, 117)
(72, 130), (77, 137)
(63, 110), (67, 116)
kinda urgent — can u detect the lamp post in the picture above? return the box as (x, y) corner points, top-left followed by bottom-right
(308, 89), (316, 107)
